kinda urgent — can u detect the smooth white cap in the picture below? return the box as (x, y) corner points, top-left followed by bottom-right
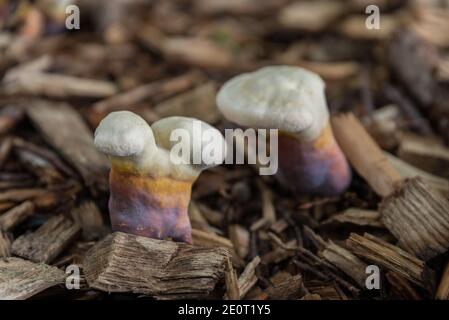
(216, 66), (329, 140)
(94, 111), (157, 157)
(152, 116), (226, 170)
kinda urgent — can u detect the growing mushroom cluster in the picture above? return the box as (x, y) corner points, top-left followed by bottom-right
(95, 66), (351, 244)
(94, 111), (225, 243)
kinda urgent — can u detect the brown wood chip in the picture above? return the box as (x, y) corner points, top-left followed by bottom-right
(380, 177), (449, 261)
(25, 100), (109, 194)
(346, 232), (435, 291)
(83, 232), (229, 299)
(0, 257), (65, 300)
(12, 215), (81, 263)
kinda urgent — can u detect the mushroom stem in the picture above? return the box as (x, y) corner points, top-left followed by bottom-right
(109, 162), (193, 243)
(277, 122), (351, 196)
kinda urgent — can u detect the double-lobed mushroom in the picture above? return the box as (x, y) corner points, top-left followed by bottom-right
(94, 66), (351, 244)
(94, 112), (225, 243)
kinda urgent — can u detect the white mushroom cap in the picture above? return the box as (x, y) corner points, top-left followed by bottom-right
(94, 111), (156, 157)
(216, 66), (329, 140)
(152, 116), (226, 170)
(94, 112), (225, 181)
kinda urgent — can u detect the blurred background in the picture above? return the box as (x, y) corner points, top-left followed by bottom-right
(1, 0), (449, 300)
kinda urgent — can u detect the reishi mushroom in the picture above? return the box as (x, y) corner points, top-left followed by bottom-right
(94, 111), (225, 243)
(216, 66), (351, 196)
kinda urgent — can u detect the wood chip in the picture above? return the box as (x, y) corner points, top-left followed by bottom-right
(70, 201), (107, 241)
(26, 100), (109, 194)
(224, 257), (240, 300)
(380, 177), (449, 261)
(162, 37), (232, 69)
(332, 113), (402, 197)
(92, 71), (202, 113)
(386, 272), (421, 300)
(321, 208), (383, 228)
(154, 82), (220, 123)
(346, 232), (435, 291)
(436, 260), (449, 300)
(0, 229), (11, 257)
(264, 274), (303, 300)
(0, 201), (34, 231)
(2, 73), (118, 98)
(278, 1), (344, 32)
(12, 215), (81, 263)
(237, 256), (260, 299)
(83, 232), (229, 299)
(0, 188), (47, 202)
(339, 15), (398, 40)
(191, 228), (232, 249)
(228, 224), (250, 259)
(320, 242), (368, 288)
(0, 257), (65, 300)
(397, 132), (449, 179)
(386, 151), (449, 197)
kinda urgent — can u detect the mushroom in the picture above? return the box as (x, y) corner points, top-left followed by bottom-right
(94, 111), (225, 243)
(216, 66), (351, 196)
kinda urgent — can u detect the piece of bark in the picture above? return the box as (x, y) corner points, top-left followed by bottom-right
(0, 201), (34, 231)
(307, 283), (343, 300)
(0, 229), (11, 257)
(228, 224), (250, 259)
(383, 86), (433, 135)
(153, 82), (220, 123)
(195, 0), (286, 16)
(264, 274), (303, 300)
(0, 107), (25, 136)
(188, 201), (213, 233)
(389, 29), (438, 107)
(2, 72), (118, 98)
(0, 138), (13, 169)
(339, 15), (398, 40)
(161, 37), (233, 69)
(258, 180), (276, 224)
(321, 208), (383, 228)
(346, 233), (435, 291)
(237, 256), (260, 299)
(83, 232), (229, 299)
(301, 293), (322, 300)
(320, 242), (368, 288)
(25, 100), (109, 194)
(12, 215), (81, 263)
(224, 257), (240, 300)
(0, 188), (47, 202)
(380, 177), (449, 261)
(278, 0), (344, 32)
(397, 132), (449, 179)
(268, 233), (359, 295)
(192, 228), (234, 250)
(92, 71), (202, 113)
(0, 257), (65, 300)
(332, 113), (402, 197)
(386, 272), (421, 300)
(386, 151), (449, 197)
(261, 239), (297, 264)
(12, 137), (77, 178)
(436, 260), (449, 299)
(70, 201), (106, 241)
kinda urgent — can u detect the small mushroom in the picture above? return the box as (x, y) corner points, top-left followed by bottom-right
(94, 111), (225, 243)
(216, 66), (351, 196)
